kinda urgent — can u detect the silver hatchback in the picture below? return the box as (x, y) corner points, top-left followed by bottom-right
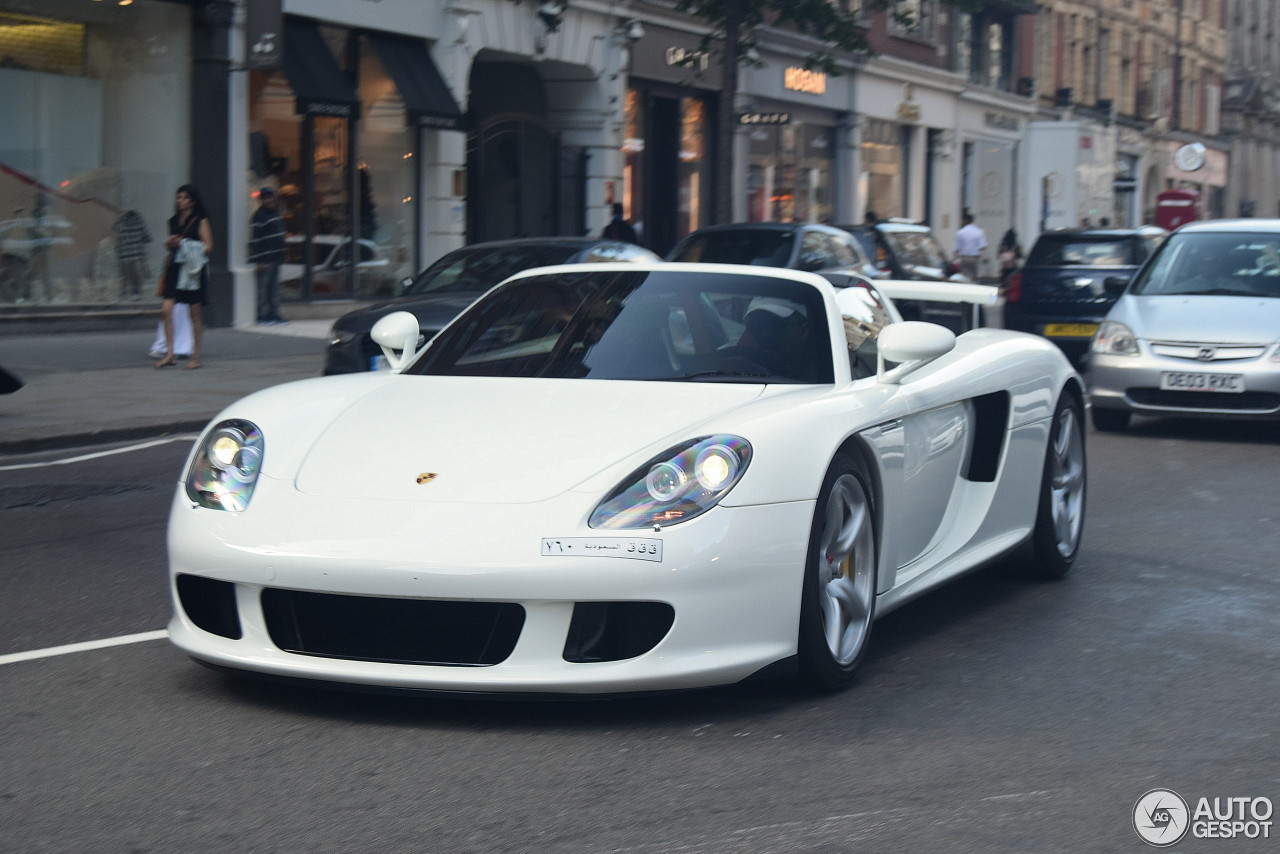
(1086, 219), (1280, 430)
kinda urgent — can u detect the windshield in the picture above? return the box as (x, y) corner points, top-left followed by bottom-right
(403, 244), (580, 296)
(669, 229), (795, 267)
(409, 269), (834, 384)
(882, 230), (948, 269)
(1026, 237), (1136, 267)
(1129, 231), (1280, 297)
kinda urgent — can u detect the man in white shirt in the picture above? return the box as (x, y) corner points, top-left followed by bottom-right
(953, 211), (988, 281)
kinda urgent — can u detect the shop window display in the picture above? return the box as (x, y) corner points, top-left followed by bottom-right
(0, 3), (190, 306)
(249, 22), (417, 301)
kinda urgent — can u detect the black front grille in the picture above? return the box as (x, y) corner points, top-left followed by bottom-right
(1127, 388), (1280, 412)
(563, 602), (674, 663)
(177, 574), (242, 639)
(261, 589), (524, 666)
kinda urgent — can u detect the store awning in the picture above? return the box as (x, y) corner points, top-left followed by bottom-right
(283, 17), (358, 118)
(367, 33), (464, 130)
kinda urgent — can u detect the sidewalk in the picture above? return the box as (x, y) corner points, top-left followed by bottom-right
(0, 319), (336, 454)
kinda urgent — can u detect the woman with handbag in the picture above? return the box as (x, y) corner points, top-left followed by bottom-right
(156, 184), (213, 369)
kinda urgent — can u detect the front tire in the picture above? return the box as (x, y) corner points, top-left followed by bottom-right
(1027, 391), (1087, 579)
(797, 454), (878, 690)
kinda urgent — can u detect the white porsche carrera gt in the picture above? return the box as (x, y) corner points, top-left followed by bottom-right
(167, 263), (1086, 695)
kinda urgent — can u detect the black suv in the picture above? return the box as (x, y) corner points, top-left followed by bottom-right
(1004, 226), (1167, 362)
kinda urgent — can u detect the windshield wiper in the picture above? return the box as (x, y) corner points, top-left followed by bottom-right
(655, 370), (795, 383)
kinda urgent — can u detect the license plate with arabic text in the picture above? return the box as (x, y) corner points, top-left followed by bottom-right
(541, 538), (663, 562)
(1159, 371), (1245, 393)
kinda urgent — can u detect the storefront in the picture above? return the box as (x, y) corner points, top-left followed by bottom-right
(852, 63), (961, 235)
(249, 7), (462, 301)
(957, 102), (1027, 272)
(737, 51), (851, 227)
(625, 24), (720, 256)
(0, 0), (192, 307)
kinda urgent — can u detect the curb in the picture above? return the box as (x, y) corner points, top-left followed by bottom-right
(0, 421), (209, 456)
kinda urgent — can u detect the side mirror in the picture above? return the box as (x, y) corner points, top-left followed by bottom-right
(370, 311), (423, 373)
(877, 321), (956, 384)
(1103, 275), (1130, 296)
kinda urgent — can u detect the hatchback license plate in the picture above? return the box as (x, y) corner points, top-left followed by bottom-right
(1043, 323), (1098, 338)
(1159, 371), (1244, 393)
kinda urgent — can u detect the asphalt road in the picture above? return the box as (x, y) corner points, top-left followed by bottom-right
(2, 419), (1278, 852)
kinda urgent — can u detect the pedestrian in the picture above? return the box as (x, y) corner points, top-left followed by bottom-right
(156, 184), (212, 370)
(114, 209), (151, 300)
(602, 203), (639, 244)
(953, 211), (988, 281)
(249, 187), (287, 324)
(997, 227), (1022, 287)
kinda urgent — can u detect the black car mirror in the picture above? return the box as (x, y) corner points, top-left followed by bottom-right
(1103, 275), (1130, 296)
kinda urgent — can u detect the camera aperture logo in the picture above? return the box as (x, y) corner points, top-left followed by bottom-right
(1134, 789), (1189, 846)
(1134, 789), (1274, 845)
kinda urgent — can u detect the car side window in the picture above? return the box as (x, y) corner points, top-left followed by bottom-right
(839, 285), (893, 380)
(827, 234), (858, 267)
(797, 231), (832, 271)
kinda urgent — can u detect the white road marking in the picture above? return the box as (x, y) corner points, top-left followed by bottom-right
(0, 435), (197, 471)
(0, 629), (169, 666)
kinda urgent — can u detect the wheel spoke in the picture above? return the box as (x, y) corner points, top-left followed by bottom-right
(811, 470), (876, 668)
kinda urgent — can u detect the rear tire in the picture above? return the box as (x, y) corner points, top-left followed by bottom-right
(1027, 392), (1087, 579)
(797, 453), (878, 690)
(1091, 407), (1130, 432)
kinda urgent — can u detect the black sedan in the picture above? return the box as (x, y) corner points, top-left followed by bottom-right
(324, 238), (659, 374)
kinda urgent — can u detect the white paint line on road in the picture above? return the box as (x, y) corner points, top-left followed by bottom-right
(0, 629), (169, 666)
(0, 435), (198, 471)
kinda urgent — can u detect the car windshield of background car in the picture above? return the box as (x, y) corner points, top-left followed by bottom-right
(1130, 232), (1280, 297)
(670, 230), (795, 267)
(1027, 238), (1132, 267)
(404, 245), (577, 296)
(885, 231), (948, 269)
(410, 269), (834, 383)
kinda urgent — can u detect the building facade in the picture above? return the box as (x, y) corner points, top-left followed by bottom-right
(1222, 0), (1280, 219)
(0, 0), (1251, 321)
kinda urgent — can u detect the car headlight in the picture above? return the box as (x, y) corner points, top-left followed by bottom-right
(589, 435), (751, 529)
(1091, 320), (1139, 356)
(185, 419), (265, 511)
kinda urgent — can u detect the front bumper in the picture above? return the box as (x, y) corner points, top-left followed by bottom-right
(1087, 347), (1280, 420)
(166, 478), (815, 694)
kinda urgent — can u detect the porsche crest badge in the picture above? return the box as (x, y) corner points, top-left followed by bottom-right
(416, 473), (438, 485)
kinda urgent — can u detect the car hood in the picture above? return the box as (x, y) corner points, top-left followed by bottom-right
(333, 292), (487, 335)
(1115, 294), (1280, 344)
(293, 377), (767, 504)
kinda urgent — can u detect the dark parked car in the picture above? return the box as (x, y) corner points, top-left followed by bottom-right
(324, 237), (659, 374)
(841, 220), (969, 282)
(666, 222), (876, 277)
(840, 221), (980, 332)
(1004, 225), (1167, 362)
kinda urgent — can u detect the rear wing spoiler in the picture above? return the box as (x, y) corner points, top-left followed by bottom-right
(874, 280), (999, 332)
(873, 280), (999, 306)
